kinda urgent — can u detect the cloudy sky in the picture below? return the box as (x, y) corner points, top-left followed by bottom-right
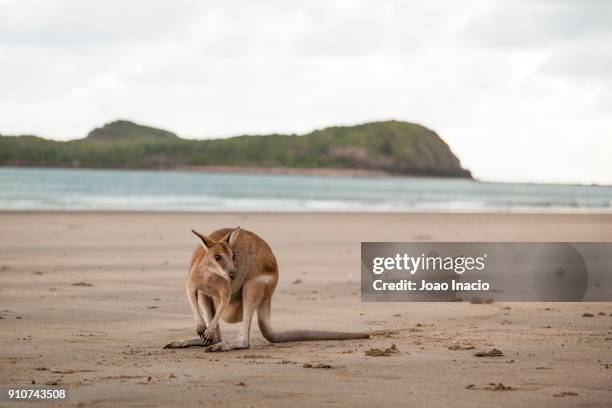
(1, 0), (611, 184)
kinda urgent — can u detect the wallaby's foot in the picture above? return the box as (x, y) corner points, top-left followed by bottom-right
(202, 327), (218, 346)
(204, 342), (231, 352)
(205, 339), (250, 352)
(163, 340), (189, 349)
(163, 337), (222, 349)
(196, 323), (206, 340)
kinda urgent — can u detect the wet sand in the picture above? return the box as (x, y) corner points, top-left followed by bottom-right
(1, 212), (611, 407)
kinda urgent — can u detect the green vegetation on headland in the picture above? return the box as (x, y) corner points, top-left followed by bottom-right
(0, 120), (471, 178)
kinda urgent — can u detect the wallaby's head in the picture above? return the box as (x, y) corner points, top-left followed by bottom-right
(191, 227), (241, 280)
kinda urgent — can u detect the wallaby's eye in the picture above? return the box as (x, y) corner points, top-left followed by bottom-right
(232, 254), (236, 261)
(214, 255), (222, 262)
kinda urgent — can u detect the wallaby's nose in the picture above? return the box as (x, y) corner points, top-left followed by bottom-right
(229, 269), (237, 280)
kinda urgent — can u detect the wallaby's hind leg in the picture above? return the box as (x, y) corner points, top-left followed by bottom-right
(163, 337), (207, 349)
(163, 332), (223, 349)
(205, 278), (267, 352)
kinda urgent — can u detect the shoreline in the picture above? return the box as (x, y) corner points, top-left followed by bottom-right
(0, 163), (472, 179)
(4, 165), (612, 187)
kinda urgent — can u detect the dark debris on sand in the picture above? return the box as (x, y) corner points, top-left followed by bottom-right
(303, 363), (333, 369)
(365, 344), (399, 357)
(470, 297), (495, 304)
(485, 383), (515, 391)
(448, 344), (475, 350)
(554, 391), (578, 397)
(466, 382), (516, 391)
(474, 349), (504, 357)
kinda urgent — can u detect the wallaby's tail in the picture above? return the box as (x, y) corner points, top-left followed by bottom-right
(257, 298), (369, 343)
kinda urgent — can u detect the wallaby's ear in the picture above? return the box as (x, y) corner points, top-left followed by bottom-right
(191, 229), (215, 251)
(222, 226), (241, 247)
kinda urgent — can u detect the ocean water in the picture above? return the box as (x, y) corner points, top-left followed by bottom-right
(0, 167), (611, 212)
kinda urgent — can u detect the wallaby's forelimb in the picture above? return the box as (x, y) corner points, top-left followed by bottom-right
(198, 290), (221, 343)
(202, 292), (229, 345)
(186, 283), (206, 338)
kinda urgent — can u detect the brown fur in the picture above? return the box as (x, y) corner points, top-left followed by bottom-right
(164, 227), (369, 351)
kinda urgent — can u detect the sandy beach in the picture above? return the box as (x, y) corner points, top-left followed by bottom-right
(1, 212), (611, 407)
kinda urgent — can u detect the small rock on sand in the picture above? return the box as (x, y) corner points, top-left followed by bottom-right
(485, 383), (515, 391)
(365, 344), (399, 357)
(466, 383), (515, 391)
(474, 349), (504, 357)
(554, 391), (578, 397)
(582, 313), (594, 317)
(303, 363), (333, 369)
(72, 282), (93, 287)
(471, 297), (495, 304)
(448, 344), (475, 350)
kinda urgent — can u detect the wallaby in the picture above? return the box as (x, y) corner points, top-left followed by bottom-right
(164, 227), (369, 351)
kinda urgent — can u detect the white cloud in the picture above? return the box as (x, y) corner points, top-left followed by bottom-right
(0, 0), (610, 184)
(463, 0), (612, 49)
(0, 0), (201, 45)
